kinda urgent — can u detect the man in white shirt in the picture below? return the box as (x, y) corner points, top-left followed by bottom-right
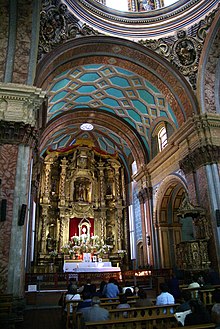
(156, 283), (175, 313)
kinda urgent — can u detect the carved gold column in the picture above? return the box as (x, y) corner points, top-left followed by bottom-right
(116, 209), (123, 250)
(59, 157), (68, 205)
(40, 207), (49, 254)
(58, 211), (65, 251)
(98, 161), (105, 207)
(113, 162), (121, 200)
(121, 167), (126, 203)
(100, 214), (105, 242)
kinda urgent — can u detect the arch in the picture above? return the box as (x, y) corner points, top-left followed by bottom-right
(137, 241), (144, 268)
(40, 109), (148, 170)
(155, 174), (188, 268)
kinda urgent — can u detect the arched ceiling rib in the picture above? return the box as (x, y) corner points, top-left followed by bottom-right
(40, 110), (148, 170)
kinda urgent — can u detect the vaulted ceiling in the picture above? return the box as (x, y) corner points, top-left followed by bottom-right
(36, 0), (209, 177)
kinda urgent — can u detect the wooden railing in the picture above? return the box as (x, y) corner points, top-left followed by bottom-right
(181, 285), (220, 306)
(68, 303), (180, 329)
(25, 269), (172, 291)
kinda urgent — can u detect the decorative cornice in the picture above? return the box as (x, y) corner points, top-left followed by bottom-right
(139, 4), (219, 90)
(0, 83), (46, 126)
(179, 144), (220, 174)
(0, 121), (38, 147)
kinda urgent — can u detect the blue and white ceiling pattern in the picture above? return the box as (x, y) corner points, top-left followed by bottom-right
(46, 64), (178, 163)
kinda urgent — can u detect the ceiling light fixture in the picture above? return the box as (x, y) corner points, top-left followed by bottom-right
(80, 123), (94, 131)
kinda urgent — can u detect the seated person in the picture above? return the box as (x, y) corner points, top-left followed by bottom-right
(211, 289), (220, 329)
(80, 296), (109, 323)
(95, 280), (107, 297)
(175, 290), (191, 312)
(156, 283), (175, 305)
(124, 287), (134, 297)
(156, 283), (175, 314)
(184, 299), (211, 326)
(174, 290), (192, 326)
(102, 277), (120, 299)
(136, 288), (153, 307)
(116, 294), (131, 318)
(65, 285), (81, 313)
(133, 285), (139, 296)
(77, 291), (92, 310)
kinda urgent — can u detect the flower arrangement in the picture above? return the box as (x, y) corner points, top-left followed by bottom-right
(49, 250), (58, 257)
(61, 234), (111, 257)
(117, 249), (127, 258)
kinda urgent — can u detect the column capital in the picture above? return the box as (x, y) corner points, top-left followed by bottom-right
(0, 120), (38, 146)
(179, 145), (220, 174)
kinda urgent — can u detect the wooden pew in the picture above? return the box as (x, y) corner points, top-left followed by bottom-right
(107, 303), (180, 319)
(100, 295), (139, 303)
(84, 314), (177, 329)
(75, 303), (180, 329)
(0, 302), (16, 329)
(100, 300), (137, 310)
(182, 285), (218, 306)
(172, 324), (216, 329)
(65, 300), (81, 329)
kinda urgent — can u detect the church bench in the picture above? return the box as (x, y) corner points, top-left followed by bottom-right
(83, 314), (177, 329)
(182, 285), (219, 306)
(74, 304), (180, 329)
(100, 295), (139, 303)
(108, 303), (180, 319)
(0, 302), (17, 329)
(65, 300), (81, 329)
(100, 300), (137, 310)
(172, 324), (216, 329)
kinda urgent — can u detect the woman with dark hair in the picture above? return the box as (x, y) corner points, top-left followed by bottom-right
(184, 299), (211, 326)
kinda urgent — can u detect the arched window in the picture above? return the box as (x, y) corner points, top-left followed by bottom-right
(151, 121), (174, 158)
(158, 126), (168, 151)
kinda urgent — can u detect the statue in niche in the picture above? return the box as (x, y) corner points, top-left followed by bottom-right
(106, 225), (115, 246)
(46, 233), (56, 252)
(106, 183), (112, 195)
(78, 183), (86, 201)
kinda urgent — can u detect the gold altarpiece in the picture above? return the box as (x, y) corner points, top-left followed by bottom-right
(37, 139), (127, 266)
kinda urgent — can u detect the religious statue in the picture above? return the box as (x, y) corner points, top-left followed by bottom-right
(79, 183), (85, 201)
(46, 233), (56, 252)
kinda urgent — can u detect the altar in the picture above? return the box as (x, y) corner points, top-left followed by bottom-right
(63, 260), (121, 273)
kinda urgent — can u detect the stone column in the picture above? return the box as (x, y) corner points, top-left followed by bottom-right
(137, 189), (148, 265)
(0, 83), (45, 296)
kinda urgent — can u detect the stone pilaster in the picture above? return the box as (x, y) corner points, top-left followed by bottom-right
(0, 83), (46, 296)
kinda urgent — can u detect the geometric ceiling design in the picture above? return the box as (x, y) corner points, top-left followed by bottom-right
(46, 64), (178, 162)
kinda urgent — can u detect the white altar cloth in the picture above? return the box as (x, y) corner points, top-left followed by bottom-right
(63, 261), (120, 273)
